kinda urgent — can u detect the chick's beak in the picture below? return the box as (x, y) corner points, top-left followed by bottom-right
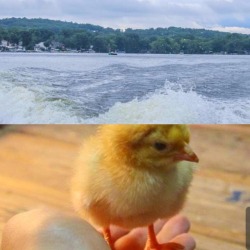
(173, 143), (199, 163)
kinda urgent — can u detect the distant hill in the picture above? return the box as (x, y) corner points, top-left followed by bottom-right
(0, 17), (228, 36)
(0, 17), (106, 32)
(1, 18), (250, 54)
(1, 17), (249, 40)
(1, 17), (249, 38)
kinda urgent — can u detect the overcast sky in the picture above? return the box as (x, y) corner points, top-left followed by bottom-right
(1, 0), (250, 34)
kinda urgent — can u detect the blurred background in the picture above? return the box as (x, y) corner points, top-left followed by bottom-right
(0, 125), (249, 250)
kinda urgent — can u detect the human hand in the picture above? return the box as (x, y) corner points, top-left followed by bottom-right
(1, 208), (195, 250)
(1, 208), (110, 250)
(109, 214), (195, 250)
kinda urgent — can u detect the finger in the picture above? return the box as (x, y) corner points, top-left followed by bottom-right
(153, 219), (168, 234)
(114, 215), (190, 250)
(157, 215), (190, 242)
(111, 219), (167, 243)
(114, 226), (147, 250)
(169, 233), (196, 250)
(110, 225), (130, 241)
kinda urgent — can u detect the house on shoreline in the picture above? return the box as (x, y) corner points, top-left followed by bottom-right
(34, 42), (48, 52)
(0, 38), (97, 53)
(0, 40), (25, 52)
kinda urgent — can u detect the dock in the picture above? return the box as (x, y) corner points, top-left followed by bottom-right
(0, 125), (249, 250)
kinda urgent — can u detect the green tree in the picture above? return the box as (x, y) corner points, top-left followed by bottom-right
(150, 37), (178, 54)
(150, 37), (167, 53)
(139, 38), (150, 53)
(92, 36), (108, 52)
(115, 35), (125, 51)
(124, 33), (140, 53)
(107, 34), (117, 51)
(20, 30), (32, 47)
(72, 32), (90, 50)
(211, 38), (225, 52)
(9, 29), (20, 44)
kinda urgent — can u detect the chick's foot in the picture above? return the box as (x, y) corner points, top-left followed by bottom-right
(103, 227), (115, 250)
(145, 224), (184, 250)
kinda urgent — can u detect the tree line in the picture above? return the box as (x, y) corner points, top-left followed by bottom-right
(0, 18), (250, 54)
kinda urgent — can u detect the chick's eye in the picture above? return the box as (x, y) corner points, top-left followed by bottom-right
(154, 142), (167, 151)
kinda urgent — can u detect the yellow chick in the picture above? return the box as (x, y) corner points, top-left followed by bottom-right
(71, 125), (199, 250)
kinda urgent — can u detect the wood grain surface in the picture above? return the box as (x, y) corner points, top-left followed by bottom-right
(0, 125), (249, 250)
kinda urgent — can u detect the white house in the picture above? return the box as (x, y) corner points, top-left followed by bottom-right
(1, 40), (9, 46)
(34, 42), (47, 51)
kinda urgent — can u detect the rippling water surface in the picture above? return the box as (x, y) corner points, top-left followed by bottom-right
(0, 53), (249, 123)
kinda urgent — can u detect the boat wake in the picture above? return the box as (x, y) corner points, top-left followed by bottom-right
(1, 76), (249, 124)
(87, 83), (250, 124)
(0, 83), (80, 123)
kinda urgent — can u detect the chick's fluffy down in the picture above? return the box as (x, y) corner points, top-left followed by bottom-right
(71, 125), (197, 229)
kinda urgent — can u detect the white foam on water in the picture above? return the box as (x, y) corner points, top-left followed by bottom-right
(1, 79), (249, 124)
(86, 84), (250, 124)
(0, 84), (80, 124)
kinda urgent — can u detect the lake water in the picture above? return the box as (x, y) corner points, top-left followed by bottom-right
(0, 53), (249, 123)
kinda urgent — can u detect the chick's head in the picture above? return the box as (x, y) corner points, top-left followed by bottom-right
(98, 125), (199, 170)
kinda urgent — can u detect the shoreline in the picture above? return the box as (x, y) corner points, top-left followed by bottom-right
(1, 51), (250, 55)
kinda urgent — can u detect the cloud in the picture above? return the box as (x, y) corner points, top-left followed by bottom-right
(0, 0), (60, 17)
(0, 0), (250, 33)
(212, 26), (250, 35)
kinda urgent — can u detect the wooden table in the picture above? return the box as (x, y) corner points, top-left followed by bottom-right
(0, 125), (249, 250)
